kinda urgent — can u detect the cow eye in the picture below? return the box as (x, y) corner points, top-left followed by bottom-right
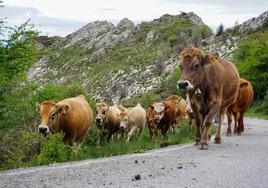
(50, 112), (56, 120)
(193, 64), (200, 70)
(102, 111), (106, 115)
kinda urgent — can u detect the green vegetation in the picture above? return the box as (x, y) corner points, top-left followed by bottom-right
(1, 119), (217, 171)
(233, 30), (268, 116)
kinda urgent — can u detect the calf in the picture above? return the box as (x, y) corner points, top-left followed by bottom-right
(226, 78), (254, 135)
(146, 101), (176, 142)
(119, 103), (146, 142)
(95, 102), (121, 147)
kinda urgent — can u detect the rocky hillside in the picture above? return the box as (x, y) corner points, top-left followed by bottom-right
(28, 11), (268, 103)
(202, 11), (268, 59)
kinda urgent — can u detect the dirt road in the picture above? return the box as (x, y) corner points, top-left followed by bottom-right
(0, 117), (267, 188)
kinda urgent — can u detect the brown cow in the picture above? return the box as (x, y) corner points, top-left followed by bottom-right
(177, 48), (240, 150)
(146, 101), (176, 142)
(95, 102), (121, 147)
(226, 78), (254, 135)
(37, 95), (93, 146)
(165, 95), (190, 132)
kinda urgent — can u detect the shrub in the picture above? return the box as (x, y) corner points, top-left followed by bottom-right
(0, 130), (44, 170)
(31, 133), (74, 165)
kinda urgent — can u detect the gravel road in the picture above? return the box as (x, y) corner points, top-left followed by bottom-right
(0, 117), (267, 188)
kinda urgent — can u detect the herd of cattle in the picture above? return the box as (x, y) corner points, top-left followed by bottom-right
(37, 48), (254, 150)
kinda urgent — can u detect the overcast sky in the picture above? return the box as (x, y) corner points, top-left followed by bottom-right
(1, 0), (267, 36)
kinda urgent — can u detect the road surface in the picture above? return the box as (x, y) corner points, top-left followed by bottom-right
(0, 117), (268, 188)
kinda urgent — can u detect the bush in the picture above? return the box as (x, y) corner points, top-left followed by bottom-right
(0, 130), (44, 170)
(31, 133), (74, 165)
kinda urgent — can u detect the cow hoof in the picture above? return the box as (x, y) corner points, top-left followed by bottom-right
(194, 140), (201, 146)
(200, 144), (208, 150)
(226, 132), (231, 136)
(237, 132), (241, 135)
(214, 137), (221, 144)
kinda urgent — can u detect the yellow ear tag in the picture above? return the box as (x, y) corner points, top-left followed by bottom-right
(210, 56), (217, 64)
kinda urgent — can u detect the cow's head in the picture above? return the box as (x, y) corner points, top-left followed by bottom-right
(95, 102), (109, 127)
(119, 107), (129, 129)
(177, 48), (218, 91)
(150, 103), (165, 123)
(36, 101), (69, 136)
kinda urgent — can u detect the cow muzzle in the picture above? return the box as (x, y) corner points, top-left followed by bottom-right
(177, 80), (194, 90)
(95, 117), (102, 125)
(38, 125), (49, 135)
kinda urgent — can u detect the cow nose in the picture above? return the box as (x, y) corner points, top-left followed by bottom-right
(177, 81), (188, 89)
(96, 117), (101, 123)
(38, 127), (48, 134)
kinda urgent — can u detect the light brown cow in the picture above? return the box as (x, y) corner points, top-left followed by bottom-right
(226, 78), (254, 135)
(95, 102), (121, 147)
(118, 103), (146, 142)
(177, 48), (240, 150)
(37, 95), (93, 146)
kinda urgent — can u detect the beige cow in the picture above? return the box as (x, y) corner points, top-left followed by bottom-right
(119, 103), (146, 142)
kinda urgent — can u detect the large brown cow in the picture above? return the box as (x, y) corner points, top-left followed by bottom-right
(95, 102), (121, 147)
(177, 48), (240, 150)
(146, 101), (176, 142)
(37, 95), (93, 146)
(226, 78), (254, 135)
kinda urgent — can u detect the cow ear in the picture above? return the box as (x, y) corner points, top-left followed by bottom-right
(36, 103), (40, 112)
(202, 54), (217, 65)
(165, 106), (170, 112)
(119, 105), (124, 111)
(240, 81), (249, 88)
(58, 104), (69, 114)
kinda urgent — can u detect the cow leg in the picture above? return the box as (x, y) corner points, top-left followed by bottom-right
(226, 109), (232, 136)
(214, 107), (227, 144)
(161, 124), (170, 142)
(200, 104), (220, 150)
(188, 113), (193, 133)
(233, 112), (238, 134)
(194, 113), (202, 145)
(96, 131), (104, 148)
(127, 126), (138, 142)
(241, 111), (245, 132)
(237, 111), (245, 135)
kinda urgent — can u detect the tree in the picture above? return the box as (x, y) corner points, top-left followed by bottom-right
(0, 18), (43, 126)
(216, 23), (224, 36)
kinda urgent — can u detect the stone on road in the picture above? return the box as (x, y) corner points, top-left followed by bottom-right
(0, 117), (268, 188)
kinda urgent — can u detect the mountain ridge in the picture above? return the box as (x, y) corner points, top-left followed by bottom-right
(29, 11), (268, 103)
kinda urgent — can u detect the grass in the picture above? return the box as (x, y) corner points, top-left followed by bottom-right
(0, 119), (217, 171)
(246, 108), (268, 119)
